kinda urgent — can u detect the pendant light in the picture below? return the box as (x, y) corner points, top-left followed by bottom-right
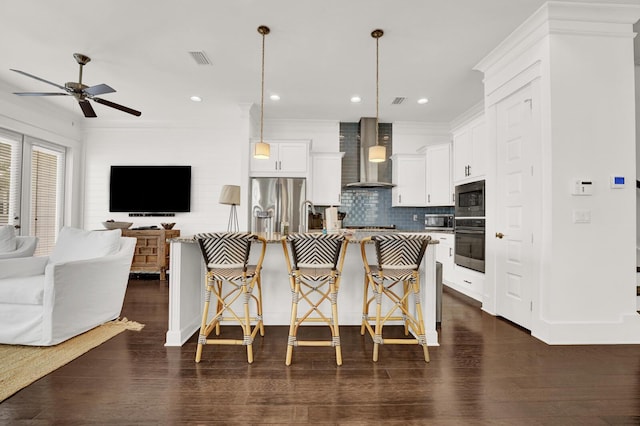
(254, 25), (271, 159)
(369, 29), (386, 163)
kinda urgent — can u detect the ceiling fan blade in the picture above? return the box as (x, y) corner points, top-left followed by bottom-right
(10, 69), (68, 91)
(78, 100), (97, 118)
(93, 97), (141, 117)
(84, 83), (115, 96)
(13, 92), (69, 96)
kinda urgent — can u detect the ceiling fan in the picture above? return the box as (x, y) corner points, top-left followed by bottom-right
(10, 53), (141, 118)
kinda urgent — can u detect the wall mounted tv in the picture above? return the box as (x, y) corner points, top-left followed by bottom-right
(109, 165), (191, 214)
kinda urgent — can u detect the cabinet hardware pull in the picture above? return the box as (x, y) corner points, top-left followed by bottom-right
(496, 232), (504, 239)
(463, 279), (472, 284)
(449, 247), (452, 256)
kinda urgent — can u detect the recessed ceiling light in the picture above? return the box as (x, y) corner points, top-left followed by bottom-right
(417, 98), (429, 104)
(270, 94), (280, 101)
(350, 96), (362, 103)
(190, 96), (202, 102)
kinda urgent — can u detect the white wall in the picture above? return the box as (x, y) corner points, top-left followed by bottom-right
(393, 121), (451, 154)
(263, 119), (339, 152)
(0, 80), (84, 229)
(476, 1), (640, 344)
(83, 106), (250, 236)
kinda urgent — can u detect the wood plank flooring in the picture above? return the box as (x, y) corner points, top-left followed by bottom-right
(2, 278), (640, 425)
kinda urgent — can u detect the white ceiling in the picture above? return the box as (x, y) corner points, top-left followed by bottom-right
(1, 0), (638, 124)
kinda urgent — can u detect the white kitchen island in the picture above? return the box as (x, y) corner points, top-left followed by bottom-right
(165, 232), (440, 347)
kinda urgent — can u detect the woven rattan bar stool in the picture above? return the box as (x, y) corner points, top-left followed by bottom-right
(360, 233), (431, 362)
(281, 233), (348, 366)
(194, 232), (267, 364)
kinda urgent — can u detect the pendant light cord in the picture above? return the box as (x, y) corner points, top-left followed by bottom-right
(260, 30), (265, 144)
(375, 34), (379, 147)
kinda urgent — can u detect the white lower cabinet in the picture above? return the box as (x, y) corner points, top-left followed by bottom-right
(448, 265), (484, 302)
(431, 233), (454, 282)
(431, 232), (484, 302)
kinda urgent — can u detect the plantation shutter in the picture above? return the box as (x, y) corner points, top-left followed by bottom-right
(29, 142), (65, 255)
(0, 129), (23, 227)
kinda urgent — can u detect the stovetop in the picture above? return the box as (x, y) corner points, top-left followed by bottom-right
(345, 225), (397, 230)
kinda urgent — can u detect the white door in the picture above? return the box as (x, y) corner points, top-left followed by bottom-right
(495, 84), (535, 329)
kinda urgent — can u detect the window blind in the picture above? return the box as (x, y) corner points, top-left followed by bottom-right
(30, 145), (64, 256)
(0, 129), (23, 227)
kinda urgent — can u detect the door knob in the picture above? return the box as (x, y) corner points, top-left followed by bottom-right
(495, 232), (504, 239)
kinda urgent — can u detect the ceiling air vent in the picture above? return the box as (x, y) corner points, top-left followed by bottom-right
(391, 97), (406, 105)
(188, 51), (212, 66)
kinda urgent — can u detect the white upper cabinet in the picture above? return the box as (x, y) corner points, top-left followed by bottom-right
(426, 143), (453, 206)
(391, 154), (427, 207)
(250, 140), (309, 176)
(310, 152), (344, 206)
(452, 116), (487, 183)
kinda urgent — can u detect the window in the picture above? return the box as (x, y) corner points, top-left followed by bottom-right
(0, 128), (66, 255)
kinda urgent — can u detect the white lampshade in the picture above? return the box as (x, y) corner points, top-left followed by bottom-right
(219, 185), (241, 205)
(254, 141), (270, 159)
(369, 145), (386, 163)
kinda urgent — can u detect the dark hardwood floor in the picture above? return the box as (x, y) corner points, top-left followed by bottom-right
(2, 278), (640, 425)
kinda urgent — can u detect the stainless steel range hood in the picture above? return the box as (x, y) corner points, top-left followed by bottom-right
(345, 118), (394, 188)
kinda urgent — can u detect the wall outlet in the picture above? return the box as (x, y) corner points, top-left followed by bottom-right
(413, 214), (418, 221)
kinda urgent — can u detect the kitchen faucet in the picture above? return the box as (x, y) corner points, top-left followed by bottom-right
(299, 200), (316, 233)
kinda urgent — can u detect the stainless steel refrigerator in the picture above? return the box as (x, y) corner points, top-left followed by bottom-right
(250, 177), (306, 234)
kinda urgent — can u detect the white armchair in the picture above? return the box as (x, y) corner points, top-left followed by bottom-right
(0, 236), (38, 259)
(0, 227), (136, 346)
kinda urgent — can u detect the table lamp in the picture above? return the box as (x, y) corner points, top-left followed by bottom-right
(219, 185), (241, 232)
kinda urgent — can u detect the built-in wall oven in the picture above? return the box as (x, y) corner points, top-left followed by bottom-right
(454, 180), (485, 273)
(454, 218), (485, 273)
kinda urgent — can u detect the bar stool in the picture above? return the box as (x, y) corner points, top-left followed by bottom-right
(194, 232), (267, 363)
(360, 233), (431, 362)
(281, 233), (348, 366)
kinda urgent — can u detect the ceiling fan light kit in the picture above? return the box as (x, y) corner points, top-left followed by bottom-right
(10, 52), (141, 118)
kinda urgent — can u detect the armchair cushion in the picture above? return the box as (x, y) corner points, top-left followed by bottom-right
(0, 225), (17, 253)
(0, 275), (44, 305)
(49, 227), (121, 265)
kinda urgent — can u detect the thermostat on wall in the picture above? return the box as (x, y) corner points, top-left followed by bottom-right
(610, 175), (625, 189)
(572, 179), (593, 196)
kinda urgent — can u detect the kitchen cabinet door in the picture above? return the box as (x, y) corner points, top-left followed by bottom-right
(431, 232), (454, 284)
(391, 154), (426, 207)
(452, 116), (487, 184)
(250, 141), (309, 176)
(426, 143), (453, 206)
(310, 152), (344, 206)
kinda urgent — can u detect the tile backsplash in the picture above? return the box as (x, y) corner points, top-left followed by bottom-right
(328, 121), (453, 231)
(317, 188), (453, 231)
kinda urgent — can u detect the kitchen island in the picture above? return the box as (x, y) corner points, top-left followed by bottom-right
(165, 231), (439, 347)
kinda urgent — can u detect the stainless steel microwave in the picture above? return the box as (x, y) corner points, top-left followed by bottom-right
(454, 180), (485, 217)
(424, 214), (454, 231)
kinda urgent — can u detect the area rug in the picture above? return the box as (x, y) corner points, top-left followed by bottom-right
(0, 318), (144, 402)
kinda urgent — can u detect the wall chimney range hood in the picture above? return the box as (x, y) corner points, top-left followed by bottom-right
(345, 118), (394, 188)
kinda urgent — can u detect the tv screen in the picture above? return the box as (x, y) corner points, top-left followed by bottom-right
(109, 165), (191, 213)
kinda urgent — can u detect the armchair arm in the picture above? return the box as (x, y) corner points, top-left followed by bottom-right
(41, 237), (136, 344)
(0, 256), (48, 280)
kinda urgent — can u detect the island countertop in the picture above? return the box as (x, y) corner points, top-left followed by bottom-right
(166, 230), (440, 348)
(171, 230), (440, 245)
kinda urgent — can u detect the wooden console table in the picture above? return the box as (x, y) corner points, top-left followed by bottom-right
(122, 229), (180, 280)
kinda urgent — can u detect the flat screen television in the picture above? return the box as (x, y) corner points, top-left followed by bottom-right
(109, 165), (191, 213)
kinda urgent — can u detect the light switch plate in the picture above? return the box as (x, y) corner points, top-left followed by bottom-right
(573, 209), (591, 224)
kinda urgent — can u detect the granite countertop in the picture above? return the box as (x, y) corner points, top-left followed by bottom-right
(172, 230), (439, 245)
